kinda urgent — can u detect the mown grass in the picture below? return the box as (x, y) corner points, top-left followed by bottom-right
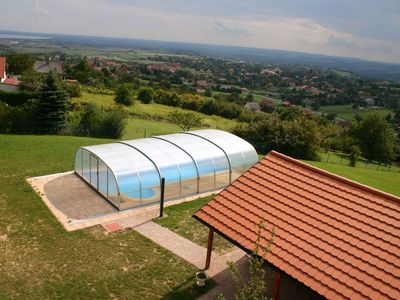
(0, 134), (211, 299)
(154, 195), (235, 254)
(319, 104), (393, 120)
(303, 159), (400, 197)
(319, 151), (400, 172)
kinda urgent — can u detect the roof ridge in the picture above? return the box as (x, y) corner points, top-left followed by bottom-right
(268, 150), (400, 204)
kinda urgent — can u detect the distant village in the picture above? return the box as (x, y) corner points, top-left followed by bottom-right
(2, 51), (398, 123)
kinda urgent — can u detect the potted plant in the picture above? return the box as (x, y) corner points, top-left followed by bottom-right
(195, 271), (208, 286)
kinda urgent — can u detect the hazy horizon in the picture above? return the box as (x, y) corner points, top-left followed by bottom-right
(1, 1), (399, 64)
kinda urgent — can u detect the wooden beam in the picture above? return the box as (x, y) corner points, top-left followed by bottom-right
(205, 227), (214, 270)
(273, 271), (282, 300)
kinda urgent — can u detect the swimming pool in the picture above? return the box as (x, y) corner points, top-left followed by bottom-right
(76, 129), (258, 210)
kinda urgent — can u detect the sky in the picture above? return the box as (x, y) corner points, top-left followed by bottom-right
(1, 0), (399, 63)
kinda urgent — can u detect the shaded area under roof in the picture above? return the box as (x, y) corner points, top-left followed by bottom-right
(194, 150), (400, 300)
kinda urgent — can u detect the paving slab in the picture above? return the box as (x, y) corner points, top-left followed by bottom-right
(28, 171), (221, 231)
(134, 221), (208, 269)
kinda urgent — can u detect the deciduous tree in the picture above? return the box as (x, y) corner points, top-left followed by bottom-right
(114, 84), (134, 106)
(168, 110), (203, 131)
(350, 114), (397, 163)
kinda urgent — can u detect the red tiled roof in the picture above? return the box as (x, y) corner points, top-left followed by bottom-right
(3, 77), (21, 86)
(0, 56), (6, 79)
(194, 151), (400, 300)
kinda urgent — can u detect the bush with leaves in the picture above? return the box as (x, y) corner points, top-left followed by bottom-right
(98, 109), (127, 139)
(0, 100), (37, 134)
(114, 84), (135, 106)
(349, 145), (361, 167)
(7, 53), (34, 74)
(168, 110), (203, 131)
(137, 87), (154, 104)
(63, 82), (82, 98)
(233, 109), (321, 160)
(75, 103), (127, 139)
(349, 114), (397, 163)
(20, 70), (44, 92)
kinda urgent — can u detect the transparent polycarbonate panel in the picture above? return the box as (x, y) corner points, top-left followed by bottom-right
(90, 155), (98, 188)
(84, 143), (157, 209)
(213, 153), (230, 188)
(98, 160), (107, 197)
(179, 161), (198, 195)
(123, 139), (182, 200)
(77, 129), (257, 209)
(243, 148), (259, 170)
(107, 168), (119, 207)
(158, 133), (229, 192)
(187, 129), (258, 180)
(129, 137), (198, 197)
(216, 171), (230, 188)
(82, 149), (90, 182)
(75, 148), (82, 176)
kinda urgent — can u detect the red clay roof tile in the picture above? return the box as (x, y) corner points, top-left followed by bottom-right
(194, 151), (400, 300)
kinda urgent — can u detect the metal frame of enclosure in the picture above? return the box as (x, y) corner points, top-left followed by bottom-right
(74, 129), (258, 210)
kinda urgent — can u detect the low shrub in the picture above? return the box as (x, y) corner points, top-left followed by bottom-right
(0, 90), (38, 106)
(0, 100), (37, 134)
(73, 103), (127, 139)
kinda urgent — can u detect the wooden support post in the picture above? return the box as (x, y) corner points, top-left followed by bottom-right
(273, 271), (282, 300)
(205, 228), (214, 270)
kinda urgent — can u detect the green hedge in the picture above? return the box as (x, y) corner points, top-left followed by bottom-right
(0, 91), (38, 106)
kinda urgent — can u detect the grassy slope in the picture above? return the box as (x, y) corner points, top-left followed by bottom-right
(319, 104), (393, 120)
(72, 92), (237, 133)
(319, 151), (400, 172)
(303, 160), (400, 197)
(0, 135), (209, 299)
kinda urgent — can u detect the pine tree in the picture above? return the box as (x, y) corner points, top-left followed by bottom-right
(36, 72), (69, 134)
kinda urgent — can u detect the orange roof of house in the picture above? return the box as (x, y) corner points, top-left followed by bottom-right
(3, 77), (21, 86)
(194, 151), (400, 300)
(0, 56), (6, 78)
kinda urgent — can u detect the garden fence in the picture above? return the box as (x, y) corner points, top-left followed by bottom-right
(323, 151), (400, 173)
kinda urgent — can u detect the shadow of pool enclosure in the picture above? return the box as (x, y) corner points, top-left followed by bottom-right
(74, 129), (258, 210)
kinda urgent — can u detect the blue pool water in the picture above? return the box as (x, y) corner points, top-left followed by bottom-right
(127, 189), (156, 200)
(85, 160), (229, 200)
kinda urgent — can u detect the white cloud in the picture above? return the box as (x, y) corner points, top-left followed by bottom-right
(0, 0), (399, 63)
(31, 0), (50, 15)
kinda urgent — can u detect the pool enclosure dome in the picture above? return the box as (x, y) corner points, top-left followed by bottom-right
(75, 129), (258, 210)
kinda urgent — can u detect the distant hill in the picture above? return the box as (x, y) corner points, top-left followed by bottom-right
(2, 30), (400, 81)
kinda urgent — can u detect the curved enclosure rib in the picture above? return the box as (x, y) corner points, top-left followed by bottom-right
(74, 129), (258, 210)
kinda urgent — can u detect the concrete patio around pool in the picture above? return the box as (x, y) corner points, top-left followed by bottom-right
(44, 172), (117, 219)
(28, 171), (220, 231)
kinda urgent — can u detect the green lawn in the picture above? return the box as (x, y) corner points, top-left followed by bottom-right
(155, 196), (235, 254)
(303, 160), (400, 197)
(319, 104), (393, 120)
(319, 151), (400, 172)
(0, 134), (211, 299)
(72, 92), (238, 132)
